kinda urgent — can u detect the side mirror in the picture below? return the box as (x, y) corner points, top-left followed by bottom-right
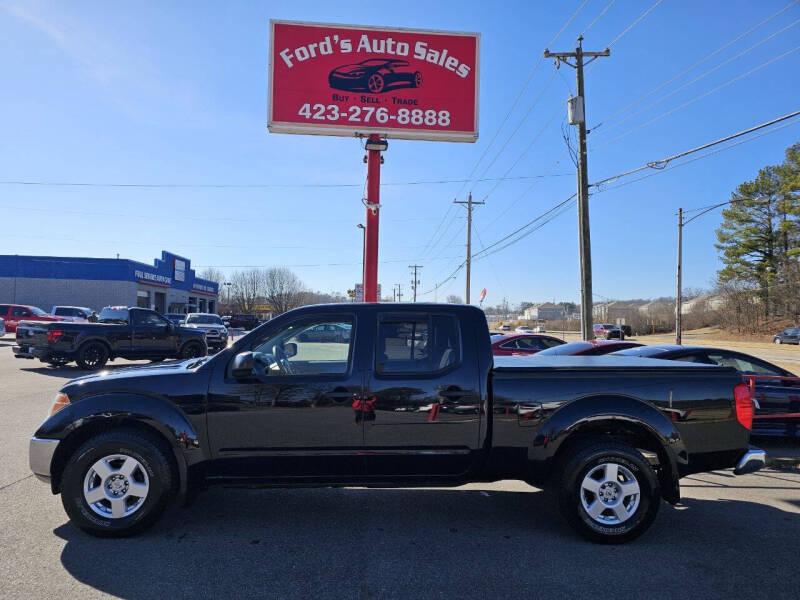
(283, 342), (297, 358)
(231, 351), (255, 379)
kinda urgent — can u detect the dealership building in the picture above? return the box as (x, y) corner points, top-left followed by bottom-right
(0, 251), (219, 315)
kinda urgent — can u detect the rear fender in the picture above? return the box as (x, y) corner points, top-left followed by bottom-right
(534, 395), (687, 504)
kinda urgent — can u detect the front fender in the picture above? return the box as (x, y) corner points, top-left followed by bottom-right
(37, 393), (204, 497)
(533, 395), (687, 503)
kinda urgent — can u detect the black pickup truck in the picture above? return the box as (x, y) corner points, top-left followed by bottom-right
(14, 307), (207, 369)
(29, 303), (764, 543)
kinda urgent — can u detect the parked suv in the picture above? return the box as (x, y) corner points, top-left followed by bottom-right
(51, 306), (93, 322)
(593, 323), (624, 340)
(183, 313), (229, 351)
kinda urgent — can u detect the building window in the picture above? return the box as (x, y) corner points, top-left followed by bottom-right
(137, 290), (150, 309)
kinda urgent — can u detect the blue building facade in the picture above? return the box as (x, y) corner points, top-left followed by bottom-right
(0, 251), (219, 315)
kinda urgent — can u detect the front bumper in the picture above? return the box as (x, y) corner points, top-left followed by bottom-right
(29, 437), (60, 483)
(733, 446), (766, 475)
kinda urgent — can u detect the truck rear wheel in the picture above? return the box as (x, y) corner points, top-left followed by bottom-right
(76, 342), (109, 370)
(556, 442), (660, 544)
(60, 429), (175, 537)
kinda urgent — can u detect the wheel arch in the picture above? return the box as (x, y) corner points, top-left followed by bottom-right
(535, 395), (686, 504)
(44, 393), (202, 502)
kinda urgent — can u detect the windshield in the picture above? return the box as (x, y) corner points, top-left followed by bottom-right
(186, 314), (223, 325)
(30, 306), (47, 316)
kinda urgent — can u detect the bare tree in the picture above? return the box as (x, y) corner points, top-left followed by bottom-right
(446, 295), (464, 304)
(229, 269), (262, 313)
(264, 267), (306, 315)
(198, 267), (225, 284)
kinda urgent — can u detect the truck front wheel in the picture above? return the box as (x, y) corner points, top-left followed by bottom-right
(60, 429), (175, 537)
(556, 442), (660, 543)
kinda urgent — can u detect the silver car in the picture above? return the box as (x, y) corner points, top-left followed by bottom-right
(183, 313), (229, 351)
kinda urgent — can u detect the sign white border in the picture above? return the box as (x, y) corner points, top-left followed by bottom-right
(267, 19), (480, 143)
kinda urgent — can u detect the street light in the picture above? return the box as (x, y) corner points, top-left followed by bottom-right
(357, 224), (365, 291)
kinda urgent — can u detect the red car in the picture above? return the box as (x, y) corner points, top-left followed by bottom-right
(491, 333), (566, 356)
(535, 340), (643, 356)
(0, 304), (66, 334)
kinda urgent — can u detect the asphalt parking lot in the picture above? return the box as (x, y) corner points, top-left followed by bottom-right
(1, 340), (799, 598)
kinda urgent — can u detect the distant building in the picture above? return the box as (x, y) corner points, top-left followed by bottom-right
(0, 251), (218, 314)
(593, 300), (645, 323)
(681, 294), (724, 315)
(523, 302), (565, 321)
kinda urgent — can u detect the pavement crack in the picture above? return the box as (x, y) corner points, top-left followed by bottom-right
(0, 474), (33, 492)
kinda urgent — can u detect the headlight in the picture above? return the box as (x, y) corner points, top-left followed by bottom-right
(48, 392), (70, 418)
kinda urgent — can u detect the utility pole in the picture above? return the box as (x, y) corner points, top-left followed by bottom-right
(409, 264), (422, 302)
(675, 208), (683, 345)
(395, 283), (403, 303)
(454, 192), (484, 304)
(544, 37), (609, 340)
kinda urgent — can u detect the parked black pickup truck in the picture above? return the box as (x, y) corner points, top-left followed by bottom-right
(14, 307), (207, 369)
(29, 304), (764, 542)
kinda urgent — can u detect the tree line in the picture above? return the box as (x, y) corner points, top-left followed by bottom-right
(198, 267), (347, 316)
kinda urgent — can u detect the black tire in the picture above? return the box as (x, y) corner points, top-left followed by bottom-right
(412, 71), (422, 87)
(60, 429), (175, 537)
(179, 341), (205, 359)
(556, 442), (660, 544)
(76, 342), (109, 370)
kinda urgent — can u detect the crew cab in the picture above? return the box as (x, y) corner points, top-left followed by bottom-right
(0, 304), (66, 334)
(29, 304), (763, 543)
(14, 306), (206, 368)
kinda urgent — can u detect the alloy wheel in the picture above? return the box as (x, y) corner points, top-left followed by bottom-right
(579, 462), (640, 525)
(82, 454), (149, 519)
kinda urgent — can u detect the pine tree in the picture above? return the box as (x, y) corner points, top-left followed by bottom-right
(716, 143), (800, 316)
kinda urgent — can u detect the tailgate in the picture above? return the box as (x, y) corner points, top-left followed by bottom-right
(15, 322), (51, 347)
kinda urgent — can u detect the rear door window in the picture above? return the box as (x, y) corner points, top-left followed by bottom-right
(376, 314), (460, 375)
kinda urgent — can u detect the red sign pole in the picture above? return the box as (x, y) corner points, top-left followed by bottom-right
(364, 134), (382, 302)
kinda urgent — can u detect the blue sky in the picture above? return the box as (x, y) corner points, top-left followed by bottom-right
(1, 0), (799, 305)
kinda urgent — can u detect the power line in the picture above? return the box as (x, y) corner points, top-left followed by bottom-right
(418, 1), (590, 270)
(590, 110), (800, 189)
(604, 0), (663, 48)
(430, 109), (800, 286)
(597, 117), (800, 192)
(597, 46), (800, 147)
(194, 256), (462, 269)
(0, 173), (572, 190)
(592, 0), (799, 130)
(449, 0), (591, 203)
(580, 0), (618, 38)
(596, 16), (800, 135)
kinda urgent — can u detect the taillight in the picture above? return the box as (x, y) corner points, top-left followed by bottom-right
(734, 383), (754, 430)
(46, 330), (64, 343)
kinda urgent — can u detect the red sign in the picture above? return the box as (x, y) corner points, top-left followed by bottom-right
(268, 20), (479, 142)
